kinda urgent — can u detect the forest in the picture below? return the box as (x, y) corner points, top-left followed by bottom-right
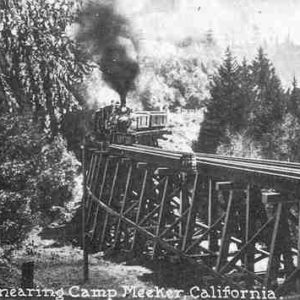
(1, 0), (300, 291)
(195, 47), (300, 161)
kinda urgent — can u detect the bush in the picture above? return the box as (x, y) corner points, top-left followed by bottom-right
(216, 130), (262, 158)
(35, 136), (80, 216)
(0, 113), (79, 249)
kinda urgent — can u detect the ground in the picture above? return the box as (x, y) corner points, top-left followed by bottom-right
(4, 226), (213, 300)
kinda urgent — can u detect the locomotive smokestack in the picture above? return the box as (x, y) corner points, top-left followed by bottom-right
(75, 1), (139, 106)
(120, 92), (127, 107)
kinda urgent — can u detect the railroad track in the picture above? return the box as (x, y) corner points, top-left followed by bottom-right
(196, 155), (300, 180)
(110, 144), (300, 181)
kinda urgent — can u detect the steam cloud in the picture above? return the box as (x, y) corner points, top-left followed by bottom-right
(75, 0), (139, 106)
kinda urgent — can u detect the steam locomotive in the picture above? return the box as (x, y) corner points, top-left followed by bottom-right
(94, 103), (169, 146)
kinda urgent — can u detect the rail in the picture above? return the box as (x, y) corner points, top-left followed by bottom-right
(111, 144), (300, 180)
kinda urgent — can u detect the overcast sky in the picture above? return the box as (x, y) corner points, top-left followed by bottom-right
(112, 0), (300, 85)
(116, 0), (300, 46)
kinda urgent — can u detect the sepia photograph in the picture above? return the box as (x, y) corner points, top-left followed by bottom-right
(1, 0), (300, 299)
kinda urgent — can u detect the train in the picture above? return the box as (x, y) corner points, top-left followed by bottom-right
(93, 103), (169, 146)
(131, 111), (167, 131)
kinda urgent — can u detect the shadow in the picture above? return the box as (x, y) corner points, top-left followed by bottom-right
(103, 250), (219, 292)
(136, 258), (208, 290)
(38, 207), (82, 247)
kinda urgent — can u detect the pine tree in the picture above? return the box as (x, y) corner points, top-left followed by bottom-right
(195, 48), (241, 153)
(288, 76), (300, 119)
(235, 57), (254, 131)
(248, 47), (285, 140)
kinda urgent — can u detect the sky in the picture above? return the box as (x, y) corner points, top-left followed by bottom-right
(116, 0), (300, 45)
(113, 0), (300, 85)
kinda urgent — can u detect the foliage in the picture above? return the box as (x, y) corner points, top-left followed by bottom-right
(35, 136), (80, 216)
(248, 47), (285, 140)
(195, 47), (290, 159)
(275, 113), (300, 161)
(0, 0), (91, 135)
(287, 76), (300, 119)
(0, 113), (79, 247)
(195, 48), (241, 153)
(0, 1), (88, 249)
(216, 130), (262, 158)
(159, 58), (210, 110)
(135, 54), (211, 111)
(218, 112), (300, 161)
(238, 58), (255, 129)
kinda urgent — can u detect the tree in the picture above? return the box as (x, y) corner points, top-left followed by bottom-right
(0, 0), (87, 252)
(0, 0), (91, 135)
(195, 48), (241, 153)
(279, 113), (300, 161)
(237, 57), (254, 129)
(0, 113), (79, 248)
(248, 47), (285, 140)
(287, 76), (300, 119)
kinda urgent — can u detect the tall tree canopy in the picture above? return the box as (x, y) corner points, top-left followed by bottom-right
(287, 76), (300, 119)
(248, 47), (285, 139)
(195, 48), (242, 153)
(0, 0), (91, 135)
(0, 0), (89, 249)
(195, 46), (299, 160)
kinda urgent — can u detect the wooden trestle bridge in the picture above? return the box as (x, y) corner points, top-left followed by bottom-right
(83, 143), (300, 295)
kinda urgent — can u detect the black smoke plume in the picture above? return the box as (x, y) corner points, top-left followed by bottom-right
(75, 1), (139, 106)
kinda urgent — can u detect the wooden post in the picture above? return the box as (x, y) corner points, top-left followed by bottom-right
(114, 163), (133, 249)
(21, 261), (34, 288)
(86, 153), (102, 226)
(152, 175), (169, 258)
(181, 173), (199, 251)
(179, 173), (189, 241)
(91, 158), (110, 240)
(131, 166), (149, 254)
(81, 144), (88, 282)
(216, 188), (234, 271)
(297, 201), (300, 292)
(245, 184), (250, 267)
(264, 200), (282, 288)
(99, 160), (120, 250)
(208, 178), (218, 252)
(245, 184), (255, 285)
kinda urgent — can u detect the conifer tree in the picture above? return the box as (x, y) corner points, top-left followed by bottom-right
(248, 47), (285, 140)
(237, 57), (254, 130)
(288, 76), (300, 119)
(195, 48), (241, 153)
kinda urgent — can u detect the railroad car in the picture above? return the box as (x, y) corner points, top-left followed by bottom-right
(130, 111), (168, 131)
(149, 111), (168, 129)
(130, 111), (150, 130)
